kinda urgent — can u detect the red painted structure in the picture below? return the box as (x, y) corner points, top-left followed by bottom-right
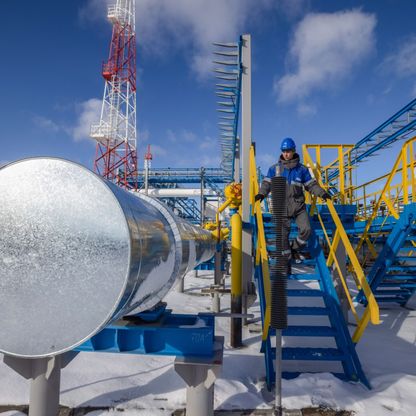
(92, 1), (138, 190)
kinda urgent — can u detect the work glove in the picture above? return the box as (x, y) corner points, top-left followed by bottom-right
(255, 193), (265, 202)
(321, 191), (331, 201)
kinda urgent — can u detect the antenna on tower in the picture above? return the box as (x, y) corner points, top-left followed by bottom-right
(144, 144), (152, 195)
(90, 0), (138, 189)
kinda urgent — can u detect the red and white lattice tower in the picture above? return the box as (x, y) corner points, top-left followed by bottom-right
(144, 144), (152, 169)
(90, 0), (137, 189)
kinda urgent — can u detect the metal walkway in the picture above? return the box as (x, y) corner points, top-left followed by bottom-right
(328, 98), (416, 181)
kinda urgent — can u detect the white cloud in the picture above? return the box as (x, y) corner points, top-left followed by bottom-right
(257, 153), (277, 167)
(382, 35), (416, 96)
(279, 0), (310, 20)
(160, 129), (221, 167)
(32, 115), (61, 133)
(31, 100), (101, 143)
(182, 130), (197, 143)
(166, 129), (198, 144)
(147, 144), (167, 159)
(167, 129), (177, 143)
(81, 0), (277, 79)
(199, 137), (216, 150)
(297, 103), (317, 117)
(383, 35), (416, 77)
(139, 128), (150, 143)
(274, 9), (376, 103)
(78, 0), (109, 24)
(200, 154), (221, 167)
(72, 98), (102, 142)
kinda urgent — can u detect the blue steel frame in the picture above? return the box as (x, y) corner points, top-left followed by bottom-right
(328, 98), (416, 181)
(74, 309), (216, 358)
(356, 203), (416, 306)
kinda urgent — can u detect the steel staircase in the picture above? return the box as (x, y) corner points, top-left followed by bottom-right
(249, 145), (379, 391)
(357, 203), (416, 306)
(255, 212), (370, 390)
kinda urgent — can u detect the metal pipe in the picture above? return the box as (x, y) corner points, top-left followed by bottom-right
(230, 212), (242, 347)
(241, 34), (253, 323)
(138, 188), (217, 198)
(274, 330), (283, 416)
(0, 158), (216, 358)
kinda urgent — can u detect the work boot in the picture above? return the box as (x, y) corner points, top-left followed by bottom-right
(290, 239), (307, 263)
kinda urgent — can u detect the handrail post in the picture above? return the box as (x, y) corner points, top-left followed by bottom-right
(332, 239), (348, 322)
(338, 146), (345, 204)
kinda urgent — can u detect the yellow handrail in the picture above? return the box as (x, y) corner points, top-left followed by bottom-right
(303, 148), (380, 342)
(251, 145), (379, 343)
(249, 146), (273, 341)
(355, 136), (416, 255)
(302, 144), (355, 204)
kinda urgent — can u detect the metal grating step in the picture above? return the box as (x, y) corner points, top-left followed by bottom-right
(287, 289), (324, 297)
(380, 282), (416, 288)
(384, 273), (416, 279)
(398, 246), (416, 252)
(287, 306), (328, 315)
(374, 296), (409, 302)
(374, 289), (412, 296)
(283, 325), (336, 337)
(388, 265), (416, 272)
(394, 256), (416, 261)
(289, 274), (320, 281)
(273, 347), (346, 361)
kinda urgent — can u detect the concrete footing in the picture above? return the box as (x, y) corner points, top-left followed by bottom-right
(3, 336), (224, 416)
(4, 352), (78, 416)
(174, 336), (224, 416)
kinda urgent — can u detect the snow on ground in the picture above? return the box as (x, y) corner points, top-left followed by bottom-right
(0, 270), (415, 415)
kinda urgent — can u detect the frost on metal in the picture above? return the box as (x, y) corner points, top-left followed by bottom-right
(0, 158), (215, 358)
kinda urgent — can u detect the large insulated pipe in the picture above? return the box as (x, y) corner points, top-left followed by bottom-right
(0, 158), (215, 358)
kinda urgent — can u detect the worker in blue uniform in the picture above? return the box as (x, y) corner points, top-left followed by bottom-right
(255, 137), (331, 259)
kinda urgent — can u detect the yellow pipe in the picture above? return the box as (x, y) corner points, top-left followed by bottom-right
(231, 212), (242, 296)
(218, 198), (232, 214)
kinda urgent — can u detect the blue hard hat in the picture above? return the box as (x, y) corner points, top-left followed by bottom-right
(281, 137), (296, 151)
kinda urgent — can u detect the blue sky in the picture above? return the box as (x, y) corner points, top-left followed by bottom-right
(1, 0), (416, 183)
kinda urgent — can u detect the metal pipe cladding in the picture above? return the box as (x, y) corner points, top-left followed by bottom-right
(0, 158), (215, 358)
